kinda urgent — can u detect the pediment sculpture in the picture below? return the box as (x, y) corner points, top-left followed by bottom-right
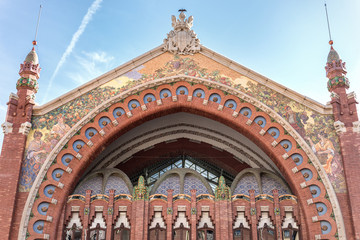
(163, 11), (201, 55)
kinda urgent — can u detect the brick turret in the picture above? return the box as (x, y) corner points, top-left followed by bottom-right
(0, 41), (41, 239)
(326, 45), (358, 127)
(326, 44), (360, 240)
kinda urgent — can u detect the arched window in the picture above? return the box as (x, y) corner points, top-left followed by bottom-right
(149, 223), (166, 240)
(89, 223), (106, 240)
(130, 155), (234, 192)
(233, 223), (251, 240)
(258, 223), (275, 240)
(64, 223), (82, 240)
(173, 223), (190, 240)
(282, 224), (299, 240)
(197, 223), (214, 240)
(113, 223), (130, 240)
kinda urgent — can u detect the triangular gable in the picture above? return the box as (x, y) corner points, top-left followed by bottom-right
(33, 46), (332, 116)
(22, 13), (345, 194)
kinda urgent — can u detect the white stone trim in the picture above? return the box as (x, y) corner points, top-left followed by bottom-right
(76, 153), (82, 160)
(87, 140), (93, 147)
(18, 122), (32, 135)
(347, 91), (356, 99)
(99, 129), (105, 136)
(9, 92), (19, 101)
(112, 119), (119, 126)
(353, 121), (360, 133)
(334, 121), (346, 134)
(46, 216), (53, 222)
(71, 206), (80, 212)
(95, 206), (103, 212)
(284, 206), (293, 212)
(119, 206), (127, 211)
(1, 121), (13, 134)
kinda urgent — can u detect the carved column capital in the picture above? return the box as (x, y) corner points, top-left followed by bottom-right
(1, 122), (13, 134)
(334, 120), (346, 134)
(18, 122), (32, 135)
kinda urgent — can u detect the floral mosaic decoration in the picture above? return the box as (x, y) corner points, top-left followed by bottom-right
(20, 54), (346, 193)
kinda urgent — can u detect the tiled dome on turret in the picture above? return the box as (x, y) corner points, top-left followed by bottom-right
(325, 44), (348, 91)
(24, 47), (39, 64)
(327, 46), (340, 63)
(17, 41), (41, 95)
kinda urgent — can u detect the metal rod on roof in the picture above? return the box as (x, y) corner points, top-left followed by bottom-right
(34, 5), (42, 44)
(324, 2), (333, 44)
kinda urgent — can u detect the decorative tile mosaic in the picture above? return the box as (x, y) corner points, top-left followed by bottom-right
(21, 53), (345, 193)
(233, 174), (260, 195)
(261, 175), (290, 196)
(183, 175), (209, 196)
(104, 175), (130, 195)
(73, 176), (102, 196)
(154, 175), (180, 195)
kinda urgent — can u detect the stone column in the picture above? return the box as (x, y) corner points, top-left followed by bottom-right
(249, 189), (258, 240)
(82, 190), (92, 239)
(190, 189), (197, 239)
(105, 189), (115, 240)
(272, 189), (282, 240)
(166, 189), (174, 240)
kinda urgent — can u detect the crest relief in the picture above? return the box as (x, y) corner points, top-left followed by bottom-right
(163, 10), (201, 55)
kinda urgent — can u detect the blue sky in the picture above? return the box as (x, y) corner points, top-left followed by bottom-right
(0, 0), (359, 150)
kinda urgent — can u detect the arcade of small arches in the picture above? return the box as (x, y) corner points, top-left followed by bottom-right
(22, 77), (341, 240)
(63, 167), (298, 240)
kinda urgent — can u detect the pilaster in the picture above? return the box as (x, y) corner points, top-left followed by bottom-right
(190, 189), (197, 240)
(105, 189), (115, 240)
(166, 189), (174, 240)
(249, 189), (258, 240)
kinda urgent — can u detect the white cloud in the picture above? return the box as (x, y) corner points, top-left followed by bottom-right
(68, 51), (114, 85)
(43, 0), (103, 102)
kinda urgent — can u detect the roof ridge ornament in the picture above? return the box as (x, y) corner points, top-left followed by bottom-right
(163, 10), (201, 55)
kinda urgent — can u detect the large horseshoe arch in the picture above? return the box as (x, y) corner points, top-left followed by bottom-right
(19, 76), (345, 240)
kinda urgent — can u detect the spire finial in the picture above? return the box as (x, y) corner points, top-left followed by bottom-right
(324, 2), (333, 46)
(33, 5), (42, 47)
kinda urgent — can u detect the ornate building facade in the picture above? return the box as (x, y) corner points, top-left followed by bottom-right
(0, 12), (359, 240)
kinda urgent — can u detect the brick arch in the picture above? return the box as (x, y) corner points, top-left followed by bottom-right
(20, 76), (344, 240)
